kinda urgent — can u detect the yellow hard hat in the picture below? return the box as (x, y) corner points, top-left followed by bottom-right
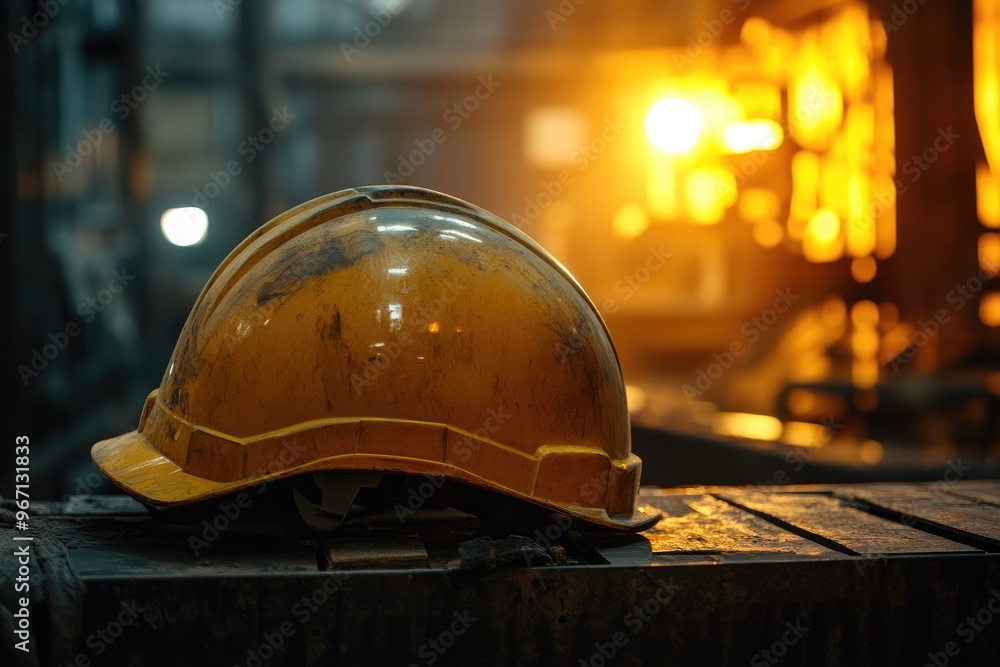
(92, 185), (657, 531)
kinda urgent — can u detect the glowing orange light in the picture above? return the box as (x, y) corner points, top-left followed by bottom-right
(613, 204), (650, 239)
(851, 256), (877, 283)
(978, 163), (1000, 228)
(803, 209), (843, 262)
(714, 412), (783, 441)
(980, 232), (1000, 276)
(981, 292), (1000, 326)
(739, 189), (781, 221)
(754, 220), (784, 248)
(685, 168), (736, 224)
(723, 120), (784, 153)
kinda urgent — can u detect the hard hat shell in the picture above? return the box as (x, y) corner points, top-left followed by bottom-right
(92, 185), (657, 530)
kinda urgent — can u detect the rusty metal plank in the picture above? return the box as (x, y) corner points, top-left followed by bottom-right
(636, 493), (839, 558)
(832, 484), (1000, 550)
(714, 491), (979, 556)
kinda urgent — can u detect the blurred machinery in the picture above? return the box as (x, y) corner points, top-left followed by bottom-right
(3, 0), (999, 499)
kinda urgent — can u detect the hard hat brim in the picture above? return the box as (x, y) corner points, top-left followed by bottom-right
(92, 430), (661, 532)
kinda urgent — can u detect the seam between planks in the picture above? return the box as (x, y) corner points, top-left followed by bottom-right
(710, 493), (859, 557)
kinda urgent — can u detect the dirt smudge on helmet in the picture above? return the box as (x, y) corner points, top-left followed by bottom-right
(257, 229), (382, 307)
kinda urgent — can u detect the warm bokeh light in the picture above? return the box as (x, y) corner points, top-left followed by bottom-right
(859, 440), (884, 465)
(980, 232), (1000, 276)
(810, 209), (841, 243)
(733, 82), (782, 120)
(714, 412), (784, 441)
(977, 163), (1000, 228)
(974, 0), (1000, 183)
(786, 389), (817, 416)
(981, 292), (1000, 326)
(851, 300), (879, 327)
(160, 207), (208, 246)
(802, 209), (843, 262)
(821, 297), (848, 328)
(852, 328), (880, 357)
(789, 40), (844, 150)
(879, 302), (900, 331)
(989, 371), (1000, 395)
(739, 188), (781, 221)
(523, 106), (587, 169)
(646, 98), (701, 153)
(647, 151), (678, 219)
(625, 384), (647, 414)
(781, 421), (828, 447)
(613, 204), (650, 239)
(723, 120), (784, 153)
(685, 168), (735, 224)
(851, 256), (877, 283)
(753, 220), (784, 248)
(790, 151), (820, 234)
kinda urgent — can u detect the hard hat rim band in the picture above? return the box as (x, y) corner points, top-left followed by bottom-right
(99, 390), (650, 529)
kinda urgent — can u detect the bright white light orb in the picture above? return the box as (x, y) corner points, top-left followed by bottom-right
(161, 207), (208, 247)
(646, 98), (702, 154)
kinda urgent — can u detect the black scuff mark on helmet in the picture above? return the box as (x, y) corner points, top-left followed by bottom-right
(256, 231), (382, 307)
(319, 306), (343, 343)
(332, 306), (342, 338)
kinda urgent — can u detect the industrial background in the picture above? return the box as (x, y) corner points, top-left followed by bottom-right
(3, 0), (1000, 500)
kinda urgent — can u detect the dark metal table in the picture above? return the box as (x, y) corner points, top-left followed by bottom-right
(5, 481), (1000, 666)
